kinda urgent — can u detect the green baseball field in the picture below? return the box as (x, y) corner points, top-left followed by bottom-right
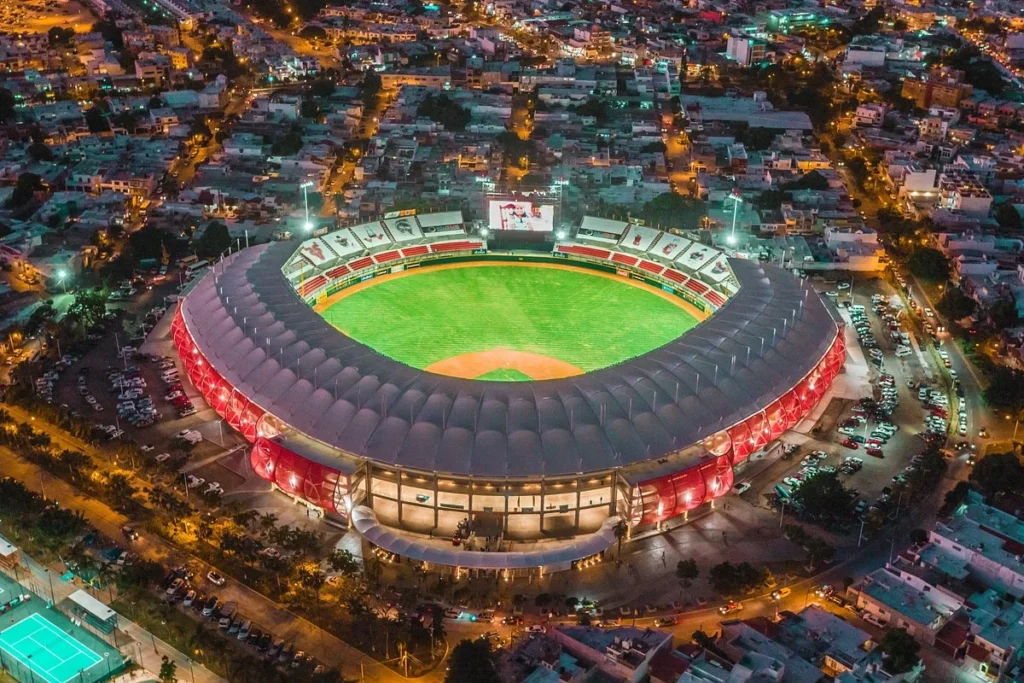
(317, 263), (701, 381)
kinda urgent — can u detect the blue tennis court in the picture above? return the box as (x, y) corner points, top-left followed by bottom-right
(0, 613), (105, 683)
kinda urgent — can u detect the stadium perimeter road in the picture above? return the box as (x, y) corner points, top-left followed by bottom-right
(0, 405), (415, 683)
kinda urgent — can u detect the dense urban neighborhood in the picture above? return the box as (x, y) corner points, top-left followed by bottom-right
(2, 0), (1024, 682)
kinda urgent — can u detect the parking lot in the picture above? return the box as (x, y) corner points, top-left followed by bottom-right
(156, 565), (329, 678)
(751, 272), (964, 537)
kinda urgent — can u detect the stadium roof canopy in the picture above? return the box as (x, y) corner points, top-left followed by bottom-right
(180, 243), (840, 478)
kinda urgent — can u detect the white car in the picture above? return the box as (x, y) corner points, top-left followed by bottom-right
(837, 282), (851, 290)
(863, 613), (888, 627)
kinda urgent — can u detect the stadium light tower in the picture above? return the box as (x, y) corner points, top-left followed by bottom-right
(725, 189), (743, 246)
(300, 181), (315, 232)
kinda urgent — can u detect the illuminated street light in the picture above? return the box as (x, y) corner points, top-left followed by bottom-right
(300, 181), (314, 232)
(56, 269), (67, 294)
(725, 189), (743, 246)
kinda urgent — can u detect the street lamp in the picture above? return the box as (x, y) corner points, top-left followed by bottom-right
(56, 269), (67, 294)
(300, 180), (315, 232)
(725, 189), (743, 246)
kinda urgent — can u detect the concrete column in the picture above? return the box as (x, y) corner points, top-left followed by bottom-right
(539, 478), (546, 534)
(575, 477), (581, 531)
(365, 464), (374, 508)
(433, 476), (439, 529)
(397, 472), (403, 524)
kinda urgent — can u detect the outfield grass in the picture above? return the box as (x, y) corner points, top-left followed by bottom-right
(320, 264), (699, 375)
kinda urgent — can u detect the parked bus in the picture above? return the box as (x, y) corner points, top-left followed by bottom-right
(176, 254), (199, 268)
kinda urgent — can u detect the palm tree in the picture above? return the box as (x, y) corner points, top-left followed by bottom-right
(233, 509), (259, 530)
(614, 520), (628, 559)
(258, 512), (278, 536)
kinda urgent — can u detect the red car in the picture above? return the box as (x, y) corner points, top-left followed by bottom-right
(866, 448), (884, 458)
(842, 438), (860, 450)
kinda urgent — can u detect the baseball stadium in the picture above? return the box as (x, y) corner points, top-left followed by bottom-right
(170, 211), (846, 573)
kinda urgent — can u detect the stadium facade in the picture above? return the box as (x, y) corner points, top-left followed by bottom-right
(170, 212), (845, 572)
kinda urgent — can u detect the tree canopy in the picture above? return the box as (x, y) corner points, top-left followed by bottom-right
(445, 639), (500, 683)
(936, 287), (976, 321)
(708, 561), (770, 596)
(970, 453), (1024, 499)
(780, 170), (830, 192)
(984, 367), (1024, 412)
(879, 628), (921, 675)
(637, 193), (707, 232)
(907, 247), (950, 282)
(6, 173), (43, 209)
(195, 221), (232, 259)
(0, 88), (17, 124)
(995, 203), (1022, 231)
(790, 471), (853, 529)
(417, 94), (471, 131)
(572, 97), (609, 124)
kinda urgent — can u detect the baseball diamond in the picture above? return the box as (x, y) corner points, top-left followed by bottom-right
(316, 262), (702, 380)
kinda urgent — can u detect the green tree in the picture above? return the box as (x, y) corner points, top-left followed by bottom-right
(7, 173), (45, 210)
(108, 473), (137, 508)
(195, 221), (232, 259)
(271, 129), (304, 156)
(28, 142), (54, 162)
(985, 368), (1024, 410)
(159, 656), (177, 683)
(360, 71), (382, 106)
(445, 639), (500, 683)
(327, 549), (360, 577)
(613, 519), (627, 558)
(309, 77), (336, 99)
(790, 471), (853, 528)
(940, 481), (972, 515)
(970, 453), (1024, 499)
(879, 628), (921, 674)
(989, 298), (1019, 329)
(675, 558), (699, 586)
(300, 99), (321, 120)
(637, 193), (707, 231)
(907, 247), (950, 282)
(91, 18), (123, 49)
(65, 290), (107, 331)
(573, 97), (609, 124)
(936, 287), (976, 321)
(84, 107), (110, 134)
(995, 203), (1022, 231)
(780, 170), (830, 192)
(708, 561), (769, 596)
(58, 450), (90, 478)
(0, 88), (15, 124)
(417, 94), (471, 131)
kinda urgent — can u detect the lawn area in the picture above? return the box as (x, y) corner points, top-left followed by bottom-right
(319, 264), (699, 376)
